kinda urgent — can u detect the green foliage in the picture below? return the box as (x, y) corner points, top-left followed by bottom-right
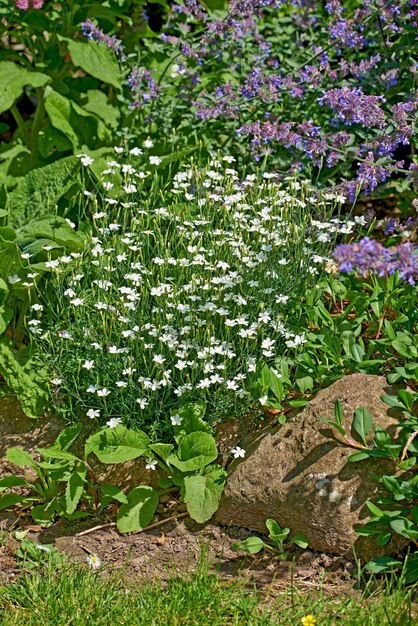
(321, 384), (418, 580)
(1, 403), (226, 532)
(232, 518), (308, 559)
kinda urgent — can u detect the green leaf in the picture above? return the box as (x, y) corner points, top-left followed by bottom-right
(171, 401), (210, 444)
(44, 88), (80, 149)
(183, 469), (226, 524)
(381, 394), (404, 409)
(8, 156), (80, 228)
(0, 62), (51, 114)
(38, 448), (79, 462)
(350, 343), (365, 362)
(65, 467), (86, 515)
(352, 407), (373, 444)
(348, 451), (371, 462)
(265, 518), (283, 539)
(99, 484), (128, 504)
(366, 501), (384, 518)
(0, 476), (28, 491)
(149, 443), (173, 462)
(31, 503), (55, 526)
(168, 432), (218, 472)
(365, 556), (402, 574)
(52, 424), (83, 452)
(17, 216), (84, 252)
(231, 537), (265, 554)
(0, 493), (25, 511)
(405, 554), (418, 584)
(296, 375), (313, 394)
(116, 486), (159, 534)
(6, 447), (35, 468)
(85, 425), (150, 464)
(291, 533), (309, 549)
(61, 38), (122, 90)
(38, 125), (73, 159)
(0, 240), (23, 283)
(398, 389), (416, 412)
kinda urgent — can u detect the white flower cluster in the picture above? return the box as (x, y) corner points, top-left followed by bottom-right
(33, 151), (358, 429)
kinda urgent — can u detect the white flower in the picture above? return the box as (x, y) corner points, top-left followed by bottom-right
(231, 446), (246, 459)
(93, 212), (106, 219)
(51, 378), (62, 386)
(70, 298), (84, 306)
(8, 275), (21, 284)
(136, 397), (149, 409)
(149, 156), (162, 166)
(130, 147), (143, 156)
(86, 554), (101, 569)
(82, 360), (95, 370)
(77, 154), (94, 167)
(145, 459), (157, 470)
(259, 395), (269, 406)
(31, 303), (44, 311)
(143, 138), (154, 149)
(97, 388), (111, 397)
(21, 253), (32, 260)
(170, 413), (183, 426)
(65, 218), (76, 229)
(87, 408), (100, 419)
(114, 146), (124, 154)
(106, 417), (122, 428)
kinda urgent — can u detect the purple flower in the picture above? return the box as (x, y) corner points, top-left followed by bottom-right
(318, 87), (386, 128)
(334, 237), (418, 284)
(81, 19), (124, 59)
(333, 237), (391, 277)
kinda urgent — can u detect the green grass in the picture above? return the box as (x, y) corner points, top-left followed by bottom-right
(1, 554), (417, 626)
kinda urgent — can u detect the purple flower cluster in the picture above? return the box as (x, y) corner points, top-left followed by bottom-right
(318, 87), (386, 128)
(128, 68), (159, 109)
(333, 237), (418, 284)
(81, 19), (124, 59)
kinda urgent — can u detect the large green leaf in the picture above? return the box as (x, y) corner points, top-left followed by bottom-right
(85, 425), (150, 463)
(8, 156), (80, 227)
(0, 62), (51, 114)
(65, 467), (86, 515)
(116, 486), (159, 533)
(44, 88), (80, 149)
(0, 240), (23, 282)
(168, 432), (218, 472)
(61, 38), (122, 90)
(172, 401), (211, 444)
(0, 343), (46, 418)
(183, 468), (226, 523)
(17, 216), (84, 252)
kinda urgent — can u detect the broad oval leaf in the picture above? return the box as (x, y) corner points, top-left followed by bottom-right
(85, 425), (150, 464)
(183, 470), (226, 524)
(232, 537), (265, 554)
(0, 62), (51, 114)
(116, 486), (158, 534)
(168, 432), (218, 472)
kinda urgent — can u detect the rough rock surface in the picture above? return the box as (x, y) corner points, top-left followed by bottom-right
(216, 374), (402, 559)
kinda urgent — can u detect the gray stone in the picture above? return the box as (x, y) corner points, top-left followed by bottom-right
(216, 374), (403, 559)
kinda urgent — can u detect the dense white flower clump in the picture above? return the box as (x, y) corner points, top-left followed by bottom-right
(30, 150), (358, 433)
